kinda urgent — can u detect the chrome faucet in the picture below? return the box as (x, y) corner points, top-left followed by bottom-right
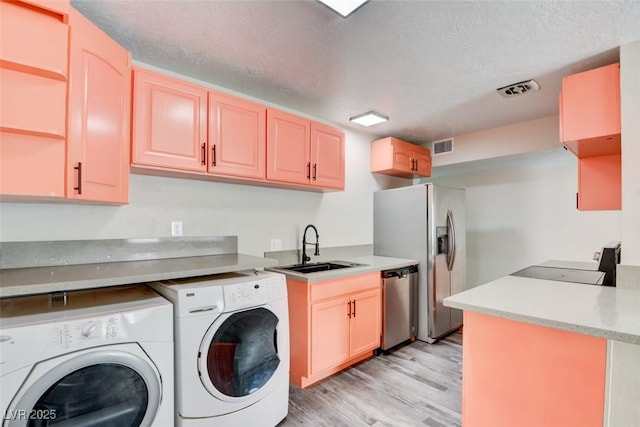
(301, 224), (320, 265)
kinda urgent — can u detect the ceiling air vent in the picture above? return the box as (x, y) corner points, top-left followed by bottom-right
(496, 79), (540, 98)
(432, 138), (454, 156)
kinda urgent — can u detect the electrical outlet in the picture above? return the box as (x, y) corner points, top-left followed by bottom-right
(270, 238), (282, 251)
(171, 221), (183, 237)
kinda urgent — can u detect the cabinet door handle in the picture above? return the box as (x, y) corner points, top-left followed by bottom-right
(347, 301), (352, 318)
(212, 144), (217, 167)
(201, 143), (206, 165)
(414, 159), (418, 171)
(73, 162), (82, 195)
(352, 300), (356, 318)
(307, 162), (311, 179)
(312, 163), (317, 180)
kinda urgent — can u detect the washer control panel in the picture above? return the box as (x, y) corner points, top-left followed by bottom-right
(50, 315), (122, 350)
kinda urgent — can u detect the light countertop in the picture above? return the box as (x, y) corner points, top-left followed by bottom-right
(266, 255), (419, 282)
(444, 274), (640, 345)
(0, 253), (277, 298)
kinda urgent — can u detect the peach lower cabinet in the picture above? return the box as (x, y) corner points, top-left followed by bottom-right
(444, 275), (640, 427)
(286, 271), (381, 388)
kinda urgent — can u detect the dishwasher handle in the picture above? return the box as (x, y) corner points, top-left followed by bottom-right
(381, 265), (418, 279)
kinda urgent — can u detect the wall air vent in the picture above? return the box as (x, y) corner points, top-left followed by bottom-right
(496, 79), (540, 98)
(432, 138), (454, 156)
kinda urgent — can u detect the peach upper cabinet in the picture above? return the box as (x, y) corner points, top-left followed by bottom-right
(371, 136), (432, 178)
(559, 63), (621, 210)
(1, 0), (130, 204)
(66, 8), (131, 204)
(132, 67), (209, 173)
(131, 67), (267, 181)
(267, 108), (345, 190)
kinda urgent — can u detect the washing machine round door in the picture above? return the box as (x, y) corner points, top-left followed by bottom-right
(198, 306), (282, 401)
(6, 349), (161, 427)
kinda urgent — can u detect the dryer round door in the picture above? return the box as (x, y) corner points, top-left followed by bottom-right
(198, 305), (285, 403)
(5, 345), (162, 427)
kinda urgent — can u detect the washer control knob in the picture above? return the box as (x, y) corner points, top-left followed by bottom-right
(81, 322), (98, 338)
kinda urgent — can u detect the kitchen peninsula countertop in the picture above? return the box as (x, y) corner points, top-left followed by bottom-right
(267, 255), (419, 282)
(444, 274), (640, 345)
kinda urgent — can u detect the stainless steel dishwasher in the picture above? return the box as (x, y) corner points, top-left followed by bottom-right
(381, 265), (418, 351)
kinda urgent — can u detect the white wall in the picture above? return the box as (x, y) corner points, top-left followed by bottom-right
(431, 115), (560, 167)
(0, 129), (406, 255)
(430, 149), (622, 287)
(621, 40), (640, 265)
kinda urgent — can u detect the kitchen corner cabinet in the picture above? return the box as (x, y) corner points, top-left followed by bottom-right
(371, 136), (432, 178)
(0, 0), (69, 198)
(67, 8), (131, 204)
(132, 67), (208, 173)
(559, 63), (621, 210)
(1, 0), (129, 203)
(287, 271), (381, 388)
(267, 108), (345, 190)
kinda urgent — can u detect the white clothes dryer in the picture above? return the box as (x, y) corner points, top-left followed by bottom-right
(149, 271), (289, 427)
(0, 285), (174, 427)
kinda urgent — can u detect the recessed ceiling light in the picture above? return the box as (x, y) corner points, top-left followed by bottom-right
(349, 111), (389, 127)
(317, 0), (369, 18)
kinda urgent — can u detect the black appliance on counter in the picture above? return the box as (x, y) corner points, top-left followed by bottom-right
(595, 241), (622, 286)
(511, 241), (621, 287)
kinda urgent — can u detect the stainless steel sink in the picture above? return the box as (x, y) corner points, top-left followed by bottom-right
(277, 261), (368, 274)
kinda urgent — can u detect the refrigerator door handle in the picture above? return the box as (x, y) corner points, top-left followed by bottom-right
(446, 210), (456, 271)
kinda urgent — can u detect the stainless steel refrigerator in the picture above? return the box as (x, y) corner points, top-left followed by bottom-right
(374, 184), (466, 343)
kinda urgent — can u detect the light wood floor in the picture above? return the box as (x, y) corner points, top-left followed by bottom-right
(279, 330), (463, 427)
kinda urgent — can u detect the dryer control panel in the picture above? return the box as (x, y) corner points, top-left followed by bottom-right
(224, 274), (287, 312)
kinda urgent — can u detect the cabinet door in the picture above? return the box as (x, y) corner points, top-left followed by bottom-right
(578, 154), (621, 211)
(561, 63), (620, 143)
(413, 146), (432, 177)
(310, 296), (351, 375)
(132, 67), (208, 172)
(209, 91), (266, 179)
(67, 9), (130, 203)
(310, 121), (344, 189)
(391, 139), (414, 174)
(266, 108), (310, 185)
(349, 289), (381, 357)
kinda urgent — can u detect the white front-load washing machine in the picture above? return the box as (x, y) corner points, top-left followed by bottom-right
(0, 285), (174, 427)
(149, 271), (289, 427)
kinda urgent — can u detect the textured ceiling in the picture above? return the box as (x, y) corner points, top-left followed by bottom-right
(71, 0), (640, 144)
